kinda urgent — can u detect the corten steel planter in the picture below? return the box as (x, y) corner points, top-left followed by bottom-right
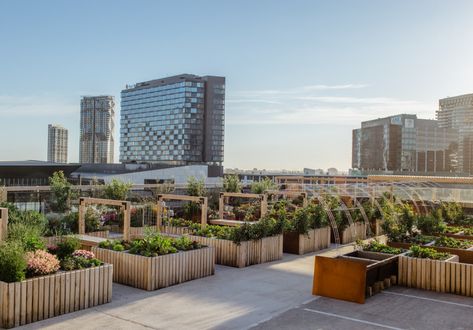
(92, 246), (215, 290)
(0, 264), (113, 329)
(396, 254), (473, 297)
(283, 227), (331, 255)
(312, 250), (400, 304)
(187, 235), (283, 268)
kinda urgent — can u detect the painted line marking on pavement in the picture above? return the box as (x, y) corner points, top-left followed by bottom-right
(303, 308), (405, 330)
(382, 291), (473, 309)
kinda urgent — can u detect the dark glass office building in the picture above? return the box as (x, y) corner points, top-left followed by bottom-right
(120, 74), (225, 165)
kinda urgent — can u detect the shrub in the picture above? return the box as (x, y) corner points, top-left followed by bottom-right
(416, 215), (446, 235)
(7, 222), (46, 252)
(49, 171), (76, 212)
(72, 249), (95, 259)
(0, 241), (27, 282)
(172, 236), (201, 251)
(103, 179), (132, 200)
(84, 207), (101, 232)
(26, 250), (60, 277)
(223, 175), (241, 193)
(250, 178), (277, 194)
(408, 245), (451, 260)
(55, 236), (81, 260)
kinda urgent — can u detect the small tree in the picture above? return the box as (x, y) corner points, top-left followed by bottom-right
(251, 177), (277, 194)
(103, 179), (132, 201)
(223, 175), (242, 193)
(49, 171), (76, 212)
(186, 177), (206, 197)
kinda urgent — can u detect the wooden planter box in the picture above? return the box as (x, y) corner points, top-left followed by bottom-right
(397, 255), (473, 297)
(92, 247), (215, 290)
(187, 235), (283, 268)
(389, 241), (473, 264)
(0, 264), (113, 329)
(313, 251), (400, 304)
(129, 226), (189, 239)
(283, 227), (331, 255)
(334, 222), (368, 244)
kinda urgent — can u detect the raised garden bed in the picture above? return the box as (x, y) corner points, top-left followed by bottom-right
(313, 248), (400, 304)
(397, 254), (473, 295)
(187, 234), (283, 268)
(129, 226), (190, 239)
(337, 222), (368, 244)
(283, 227), (331, 255)
(0, 264), (112, 328)
(92, 246), (214, 290)
(43, 230), (109, 246)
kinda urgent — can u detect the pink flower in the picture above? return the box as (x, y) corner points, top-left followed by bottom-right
(72, 249), (95, 260)
(26, 250), (60, 276)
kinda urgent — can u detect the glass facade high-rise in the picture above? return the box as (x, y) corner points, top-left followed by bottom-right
(120, 74), (225, 165)
(438, 93), (473, 174)
(352, 114), (458, 174)
(80, 96), (115, 164)
(47, 124), (68, 163)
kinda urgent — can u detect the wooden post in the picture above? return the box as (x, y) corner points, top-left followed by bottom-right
(0, 207), (8, 241)
(218, 193), (224, 219)
(156, 197), (163, 228)
(302, 192), (308, 208)
(261, 194), (268, 217)
(78, 198), (86, 235)
(122, 201), (130, 241)
(200, 197), (208, 227)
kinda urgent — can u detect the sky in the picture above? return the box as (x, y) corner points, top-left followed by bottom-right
(0, 0), (472, 171)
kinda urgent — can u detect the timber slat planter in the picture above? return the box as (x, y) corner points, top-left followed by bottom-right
(0, 264), (113, 329)
(337, 222), (368, 244)
(43, 230), (109, 246)
(283, 227), (331, 255)
(187, 235), (283, 268)
(129, 226), (190, 239)
(92, 247), (215, 290)
(397, 255), (473, 297)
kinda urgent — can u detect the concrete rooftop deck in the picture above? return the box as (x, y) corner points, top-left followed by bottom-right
(15, 244), (473, 330)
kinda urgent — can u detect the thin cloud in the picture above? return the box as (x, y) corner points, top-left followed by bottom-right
(0, 95), (77, 117)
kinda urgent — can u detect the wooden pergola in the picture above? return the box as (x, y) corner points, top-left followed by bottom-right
(157, 194), (208, 227)
(265, 190), (309, 208)
(79, 197), (131, 241)
(0, 207), (8, 241)
(209, 192), (268, 226)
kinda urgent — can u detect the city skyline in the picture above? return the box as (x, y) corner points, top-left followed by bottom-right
(1, 0), (472, 170)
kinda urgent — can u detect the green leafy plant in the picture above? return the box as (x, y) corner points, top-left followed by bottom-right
(49, 171), (76, 212)
(0, 241), (27, 283)
(416, 214), (446, 235)
(223, 175), (242, 193)
(7, 222), (46, 252)
(172, 236), (201, 251)
(129, 232), (177, 257)
(250, 178), (277, 194)
(55, 236), (81, 260)
(433, 236), (473, 249)
(408, 245), (451, 260)
(103, 179), (132, 200)
(356, 239), (402, 254)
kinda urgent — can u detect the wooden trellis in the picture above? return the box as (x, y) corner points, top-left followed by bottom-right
(209, 192), (268, 226)
(265, 190), (308, 208)
(79, 197), (131, 241)
(156, 194), (208, 227)
(0, 207), (8, 241)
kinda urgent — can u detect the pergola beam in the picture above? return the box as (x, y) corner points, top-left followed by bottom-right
(156, 194), (208, 227)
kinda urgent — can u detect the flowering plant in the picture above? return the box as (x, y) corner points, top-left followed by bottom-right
(26, 250), (60, 276)
(72, 250), (95, 260)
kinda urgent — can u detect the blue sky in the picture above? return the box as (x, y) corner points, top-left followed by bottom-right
(1, 0), (472, 170)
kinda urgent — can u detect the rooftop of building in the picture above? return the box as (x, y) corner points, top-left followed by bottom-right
(439, 92), (473, 102)
(122, 73), (225, 92)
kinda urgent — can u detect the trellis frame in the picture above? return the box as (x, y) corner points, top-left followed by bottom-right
(218, 192), (268, 220)
(265, 190), (308, 208)
(79, 197), (131, 241)
(156, 194), (208, 228)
